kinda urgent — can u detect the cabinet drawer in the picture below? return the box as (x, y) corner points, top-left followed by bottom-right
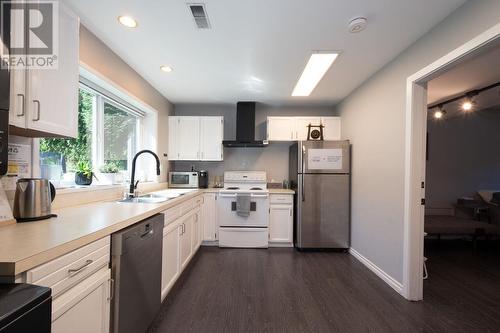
(164, 206), (181, 226)
(26, 237), (110, 297)
(270, 194), (293, 204)
(179, 200), (194, 216)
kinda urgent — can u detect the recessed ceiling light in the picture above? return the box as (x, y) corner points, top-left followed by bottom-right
(118, 16), (138, 28)
(292, 52), (339, 97)
(160, 65), (173, 73)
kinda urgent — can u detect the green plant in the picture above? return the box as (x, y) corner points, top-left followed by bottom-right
(76, 161), (93, 178)
(99, 161), (120, 173)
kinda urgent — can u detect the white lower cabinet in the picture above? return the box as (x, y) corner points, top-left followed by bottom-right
(161, 196), (204, 301)
(202, 193), (218, 242)
(161, 221), (182, 301)
(52, 267), (111, 333)
(24, 237), (112, 333)
(269, 194), (294, 246)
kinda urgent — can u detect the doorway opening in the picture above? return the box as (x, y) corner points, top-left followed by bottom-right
(403, 23), (500, 301)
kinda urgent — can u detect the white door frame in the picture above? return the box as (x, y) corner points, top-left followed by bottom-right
(403, 23), (500, 301)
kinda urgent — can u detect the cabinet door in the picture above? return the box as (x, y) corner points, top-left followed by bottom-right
(269, 205), (293, 243)
(52, 268), (110, 333)
(295, 117), (322, 141)
(8, 9), (26, 128)
(267, 117), (295, 141)
(200, 117), (223, 161)
(168, 117), (179, 161)
(177, 117), (200, 160)
(27, 3), (79, 137)
(161, 221), (181, 300)
(202, 193), (218, 241)
(180, 215), (193, 270)
(192, 210), (201, 252)
(321, 117), (341, 140)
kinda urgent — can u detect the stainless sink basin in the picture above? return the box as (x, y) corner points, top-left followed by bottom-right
(118, 192), (185, 204)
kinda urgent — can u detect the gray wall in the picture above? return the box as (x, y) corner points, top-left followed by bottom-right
(336, 0), (500, 283)
(172, 104), (336, 182)
(426, 108), (500, 208)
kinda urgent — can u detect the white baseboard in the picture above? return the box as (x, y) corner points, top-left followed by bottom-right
(349, 248), (404, 295)
(268, 242), (293, 248)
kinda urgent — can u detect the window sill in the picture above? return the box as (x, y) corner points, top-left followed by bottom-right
(55, 184), (128, 195)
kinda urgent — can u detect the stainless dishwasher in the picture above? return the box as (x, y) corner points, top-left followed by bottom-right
(111, 213), (164, 333)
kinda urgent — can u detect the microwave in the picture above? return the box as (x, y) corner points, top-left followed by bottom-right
(169, 172), (199, 188)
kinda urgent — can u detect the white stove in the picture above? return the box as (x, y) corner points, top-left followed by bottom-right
(218, 171), (269, 248)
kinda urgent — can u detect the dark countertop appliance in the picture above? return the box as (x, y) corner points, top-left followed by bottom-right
(0, 0), (11, 176)
(0, 283), (52, 333)
(198, 170), (208, 188)
(222, 102), (268, 148)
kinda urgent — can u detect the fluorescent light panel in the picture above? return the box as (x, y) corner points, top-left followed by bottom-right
(292, 53), (339, 97)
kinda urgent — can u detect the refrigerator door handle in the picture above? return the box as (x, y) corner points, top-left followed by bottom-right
(302, 145), (306, 201)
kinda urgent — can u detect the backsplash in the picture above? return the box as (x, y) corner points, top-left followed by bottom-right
(172, 103), (338, 182)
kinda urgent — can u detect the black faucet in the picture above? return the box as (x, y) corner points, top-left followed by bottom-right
(129, 150), (161, 197)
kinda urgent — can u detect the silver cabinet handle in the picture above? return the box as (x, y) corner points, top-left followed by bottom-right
(17, 94), (25, 117)
(108, 278), (115, 301)
(68, 259), (93, 276)
(32, 100), (41, 121)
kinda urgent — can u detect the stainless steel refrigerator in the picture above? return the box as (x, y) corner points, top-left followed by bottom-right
(289, 141), (350, 249)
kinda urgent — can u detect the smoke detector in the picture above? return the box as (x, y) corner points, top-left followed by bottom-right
(348, 17), (367, 33)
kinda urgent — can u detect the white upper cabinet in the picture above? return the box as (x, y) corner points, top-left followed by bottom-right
(321, 117), (341, 140)
(266, 117), (295, 141)
(295, 117), (322, 141)
(267, 116), (341, 141)
(10, 2), (79, 138)
(200, 117), (223, 161)
(168, 116), (223, 161)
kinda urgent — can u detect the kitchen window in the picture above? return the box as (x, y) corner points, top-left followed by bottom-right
(39, 81), (144, 186)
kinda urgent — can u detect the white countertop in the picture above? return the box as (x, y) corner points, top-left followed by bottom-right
(0, 189), (204, 276)
(0, 187), (294, 276)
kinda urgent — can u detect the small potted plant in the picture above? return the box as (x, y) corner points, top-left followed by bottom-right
(75, 161), (95, 186)
(99, 161), (122, 185)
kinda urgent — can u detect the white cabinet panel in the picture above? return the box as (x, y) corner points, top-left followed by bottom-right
(177, 117), (200, 160)
(192, 209), (201, 252)
(200, 117), (223, 161)
(180, 214), (193, 270)
(295, 117), (322, 140)
(168, 117), (179, 160)
(27, 3), (79, 137)
(267, 117), (295, 141)
(9, 2), (79, 137)
(267, 116), (341, 141)
(321, 117), (341, 140)
(52, 267), (110, 333)
(168, 116), (223, 161)
(202, 193), (218, 241)
(161, 221), (181, 300)
(269, 194), (293, 245)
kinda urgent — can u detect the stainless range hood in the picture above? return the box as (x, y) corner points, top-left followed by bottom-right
(222, 102), (268, 148)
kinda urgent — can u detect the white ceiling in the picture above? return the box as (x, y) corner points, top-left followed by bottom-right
(64, 0), (466, 105)
(428, 41), (500, 118)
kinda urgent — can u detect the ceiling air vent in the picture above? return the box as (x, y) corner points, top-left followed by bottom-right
(188, 4), (211, 29)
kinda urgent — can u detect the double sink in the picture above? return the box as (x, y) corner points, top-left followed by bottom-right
(119, 189), (197, 204)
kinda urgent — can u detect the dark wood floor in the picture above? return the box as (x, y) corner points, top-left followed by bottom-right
(150, 240), (500, 333)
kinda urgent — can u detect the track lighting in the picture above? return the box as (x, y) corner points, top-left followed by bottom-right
(433, 105), (446, 119)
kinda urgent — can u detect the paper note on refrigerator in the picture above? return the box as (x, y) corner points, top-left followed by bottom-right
(308, 149), (343, 170)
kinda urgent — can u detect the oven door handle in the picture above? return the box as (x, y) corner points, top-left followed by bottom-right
(219, 193), (238, 198)
(250, 194), (268, 198)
